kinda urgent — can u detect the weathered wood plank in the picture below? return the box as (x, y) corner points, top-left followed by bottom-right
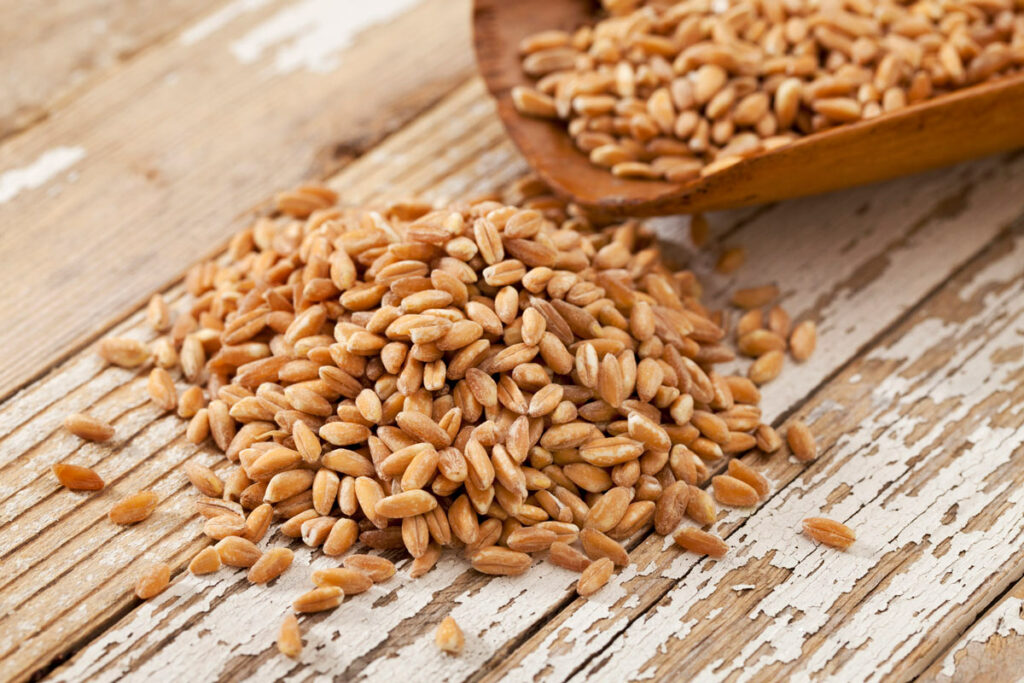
(925, 579), (1024, 682)
(0, 0), (222, 140)
(493, 219), (1024, 682)
(36, 89), (1024, 680)
(0, 0), (473, 402)
(0, 79), (531, 683)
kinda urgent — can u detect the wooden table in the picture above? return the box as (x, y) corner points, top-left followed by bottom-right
(2, 2), (1024, 681)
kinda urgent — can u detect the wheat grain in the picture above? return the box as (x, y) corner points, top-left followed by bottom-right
(278, 614), (303, 658)
(63, 413), (114, 442)
(802, 517), (856, 550)
(109, 491), (159, 525)
(51, 463), (104, 491)
(135, 563), (170, 600)
(82, 182), (825, 652)
(514, 1), (1024, 180)
(436, 616), (465, 655)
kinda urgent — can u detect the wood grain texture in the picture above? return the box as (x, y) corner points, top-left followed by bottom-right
(492, 221), (1024, 682)
(13, 81), (1020, 681)
(925, 579), (1024, 682)
(0, 0), (473, 403)
(473, 0), (1024, 217)
(0, 0), (222, 140)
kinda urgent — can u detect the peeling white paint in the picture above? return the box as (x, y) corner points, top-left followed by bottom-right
(939, 596), (1024, 677)
(5, 85), (1024, 683)
(556, 233), (1024, 682)
(0, 147), (85, 205)
(179, 0), (272, 45)
(229, 0), (423, 74)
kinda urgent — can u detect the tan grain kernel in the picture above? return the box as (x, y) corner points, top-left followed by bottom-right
(247, 547), (294, 584)
(216, 536), (262, 567)
(580, 528), (629, 566)
(109, 491), (159, 525)
(98, 337), (150, 367)
(184, 462), (223, 497)
(312, 567), (373, 594)
(64, 413), (114, 442)
(471, 546), (532, 575)
(802, 517), (856, 550)
(343, 554), (396, 582)
(189, 547), (222, 575)
(673, 527), (728, 558)
(731, 285), (779, 309)
(748, 350), (784, 385)
(135, 563), (170, 600)
(147, 368), (177, 411)
(146, 293), (171, 331)
(293, 586), (343, 613)
(712, 475), (760, 507)
(436, 616), (465, 655)
(754, 423), (782, 453)
(727, 459), (770, 499)
(790, 320), (817, 361)
(278, 614), (302, 658)
(52, 463), (104, 491)
(787, 420), (817, 461)
(577, 557), (614, 596)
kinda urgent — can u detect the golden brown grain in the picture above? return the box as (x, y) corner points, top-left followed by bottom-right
(654, 480), (689, 535)
(343, 554), (396, 582)
(247, 547), (294, 584)
(85, 183), (810, 633)
(278, 614), (302, 658)
(146, 293), (171, 331)
(135, 563), (170, 599)
(802, 517), (856, 550)
(470, 546), (532, 575)
(216, 536), (262, 567)
(754, 423), (782, 453)
(727, 459), (770, 499)
(146, 368), (178, 411)
(686, 485), (717, 526)
(189, 547), (222, 575)
(749, 350), (784, 385)
(673, 527), (728, 558)
(63, 413), (114, 442)
(790, 320), (818, 361)
(712, 475), (760, 507)
(731, 285), (779, 310)
(98, 337), (150, 367)
(787, 420), (817, 461)
(514, 2), (1024, 180)
(548, 541), (591, 572)
(293, 586), (343, 613)
(109, 491), (159, 525)
(577, 557), (614, 596)
(436, 616), (465, 655)
(184, 461), (223, 498)
(580, 528), (629, 566)
(312, 567), (373, 594)
(51, 463), (104, 491)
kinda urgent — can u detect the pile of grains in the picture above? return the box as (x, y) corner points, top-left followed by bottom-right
(55, 178), (832, 658)
(513, 0), (1024, 181)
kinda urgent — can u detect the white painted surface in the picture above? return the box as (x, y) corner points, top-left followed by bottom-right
(0, 147), (84, 205)
(940, 596), (1024, 677)
(179, 0), (273, 45)
(555, 230), (1024, 682)
(230, 0), (423, 74)
(4, 84), (1024, 681)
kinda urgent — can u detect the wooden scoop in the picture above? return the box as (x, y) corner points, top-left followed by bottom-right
(473, 0), (1024, 218)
